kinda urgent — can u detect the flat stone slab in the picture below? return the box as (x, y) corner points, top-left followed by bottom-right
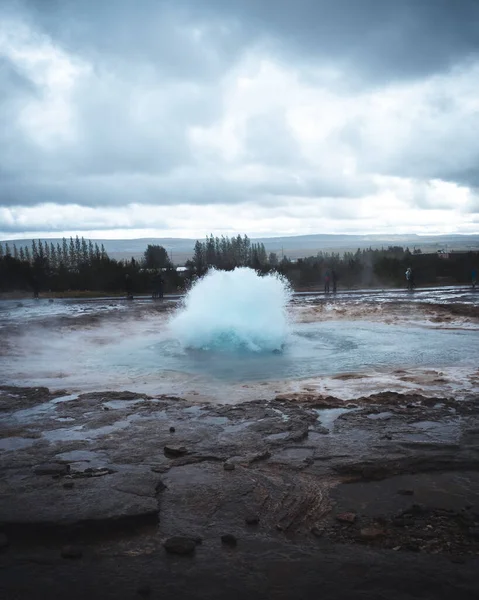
(0, 467), (159, 527)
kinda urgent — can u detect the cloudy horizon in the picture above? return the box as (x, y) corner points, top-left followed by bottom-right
(1, 0), (479, 241)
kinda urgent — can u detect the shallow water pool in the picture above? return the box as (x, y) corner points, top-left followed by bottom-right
(101, 320), (479, 383)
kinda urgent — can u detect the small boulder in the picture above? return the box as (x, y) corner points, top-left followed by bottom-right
(164, 446), (187, 458)
(359, 527), (385, 540)
(245, 516), (259, 526)
(221, 534), (237, 547)
(164, 537), (196, 555)
(223, 463), (235, 471)
(310, 527), (324, 538)
(61, 545), (83, 559)
(169, 427), (176, 433)
(336, 512), (356, 524)
(403, 504), (428, 516)
(63, 481), (74, 489)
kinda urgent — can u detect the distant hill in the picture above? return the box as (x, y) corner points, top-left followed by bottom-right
(3, 234), (479, 265)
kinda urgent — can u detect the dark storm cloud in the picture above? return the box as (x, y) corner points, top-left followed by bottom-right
(18, 0), (479, 84)
(0, 0), (478, 220)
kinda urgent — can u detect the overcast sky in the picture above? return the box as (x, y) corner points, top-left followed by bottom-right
(1, 0), (479, 240)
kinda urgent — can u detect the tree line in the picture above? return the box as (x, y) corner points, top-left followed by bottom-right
(0, 235), (477, 296)
(0, 237), (182, 295)
(186, 234), (270, 274)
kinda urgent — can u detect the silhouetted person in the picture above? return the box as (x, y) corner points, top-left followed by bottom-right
(31, 275), (39, 299)
(152, 272), (164, 299)
(324, 269), (330, 294)
(405, 267), (415, 291)
(125, 274), (133, 300)
(331, 269), (338, 293)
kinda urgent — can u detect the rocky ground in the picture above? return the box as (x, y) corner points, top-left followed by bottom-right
(1, 384), (479, 599)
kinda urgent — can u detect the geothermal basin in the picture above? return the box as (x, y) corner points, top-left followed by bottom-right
(1, 273), (478, 401)
(1, 272), (479, 600)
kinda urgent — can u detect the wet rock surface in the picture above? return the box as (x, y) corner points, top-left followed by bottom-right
(1, 384), (479, 598)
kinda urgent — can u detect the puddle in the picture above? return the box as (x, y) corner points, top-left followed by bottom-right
(315, 407), (355, 431)
(271, 447), (314, 461)
(103, 399), (146, 410)
(198, 415), (229, 425)
(0, 437), (36, 451)
(43, 416), (140, 442)
(367, 411), (393, 420)
(266, 431), (290, 441)
(52, 394), (80, 404)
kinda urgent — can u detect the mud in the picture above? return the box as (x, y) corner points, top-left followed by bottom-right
(1, 385), (479, 598)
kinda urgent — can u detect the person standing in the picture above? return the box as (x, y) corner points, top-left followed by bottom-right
(405, 267), (413, 291)
(125, 274), (133, 300)
(324, 269), (331, 294)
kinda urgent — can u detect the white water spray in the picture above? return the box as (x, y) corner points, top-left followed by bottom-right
(169, 268), (292, 352)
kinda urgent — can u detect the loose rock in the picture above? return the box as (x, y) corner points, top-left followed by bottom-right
(311, 527), (324, 538)
(164, 446), (187, 458)
(163, 537), (196, 555)
(61, 545), (83, 559)
(245, 516), (259, 526)
(169, 426), (176, 433)
(221, 534), (237, 546)
(359, 527), (385, 540)
(336, 512), (357, 524)
(63, 481), (74, 489)
(223, 463), (235, 471)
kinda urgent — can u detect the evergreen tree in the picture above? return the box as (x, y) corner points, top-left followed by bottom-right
(50, 243), (57, 270)
(5, 242), (11, 257)
(38, 239), (45, 260)
(13, 244), (19, 260)
(205, 235), (216, 266)
(143, 244), (171, 269)
(24, 247), (31, 263)
(192, 240), (205, 273)
(75, 236), (81, 264)
(0, 243), (3, 259)
(81, 237), (89, 264)
(268, 252), (278, 266)
(19, 247), (25, 262)
(44, 240), (50, 266)
(56, 243), (63, 265)
(88, 240), (94, 264)
(100, 244), (107, 260)
(94, 243), (101, 261)
(62, 238), (69, 267)
(32, 239), (38, 260)
(69, 237), (76, 269)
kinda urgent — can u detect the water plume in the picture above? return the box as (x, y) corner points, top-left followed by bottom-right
(169, 267), (292, 352)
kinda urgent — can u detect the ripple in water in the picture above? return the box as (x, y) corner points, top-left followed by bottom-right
(169, 267), (292, 352)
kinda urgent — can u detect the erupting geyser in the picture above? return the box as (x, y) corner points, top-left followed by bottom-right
(169, 267), (292, 352)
